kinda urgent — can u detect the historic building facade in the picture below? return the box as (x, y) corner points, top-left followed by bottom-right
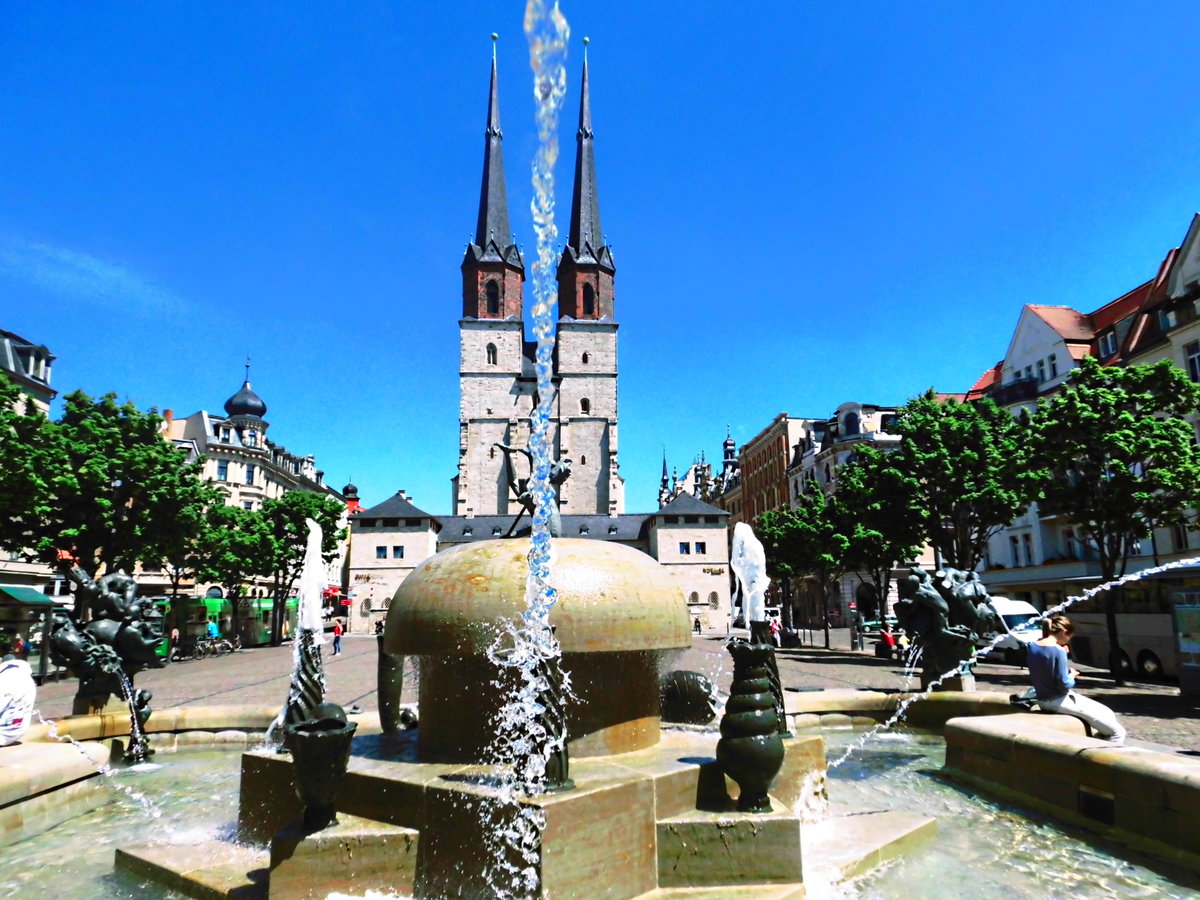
(451, 51), (624, 520)
(165, 374), (348, 602)
(346, 54), (731, 633)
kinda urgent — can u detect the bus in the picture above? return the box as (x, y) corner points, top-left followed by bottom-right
(1061, 569), (1200, 680)
(240, 597), (299, 646)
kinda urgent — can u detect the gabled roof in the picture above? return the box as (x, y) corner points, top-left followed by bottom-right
(1088, 280), (1153, 334)
(1028, 305), (1093, 341)
(652, 492), (728, 517)
(964, 362), (1003, 401)
(353, 492), (440, 527)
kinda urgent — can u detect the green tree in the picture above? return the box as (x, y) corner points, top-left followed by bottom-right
(157, 477), (226, 601)
(259, 491), (347, 645)
(1030, 356), (1200, 683)
(889, 389), (1035, 571)
(0, 372), (56, 559)
(195, 504), (271, 641)
(756, 488), (851, 649)
(0, 384), (214, 617)
(835, 446), (927, 620)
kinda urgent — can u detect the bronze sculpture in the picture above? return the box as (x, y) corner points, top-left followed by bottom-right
(48, 567), (165, 759)
(894, 565), (1001, 684)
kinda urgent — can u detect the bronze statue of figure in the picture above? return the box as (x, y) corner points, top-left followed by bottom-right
(49, 568), (165, 716)
(894, 565), (1001, 682)
(493, 442), (571, 537)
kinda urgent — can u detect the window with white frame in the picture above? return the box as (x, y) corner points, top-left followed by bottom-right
(1010, 536), (1020, 567)
(1185, 341), (1200, 383)
(1022, 534), (1034, 567)
(1048, 353), (1058, 379)
(1098, 330), (1118, 358)
(1036, 359), (1046, 383)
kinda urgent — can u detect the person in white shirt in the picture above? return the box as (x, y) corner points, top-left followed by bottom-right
(0, 631), (36, 746)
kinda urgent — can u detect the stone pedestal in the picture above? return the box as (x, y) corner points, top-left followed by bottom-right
(921, 672), (976, 692)
(269, 814), (418, 900)
(657, 808), (803, 887)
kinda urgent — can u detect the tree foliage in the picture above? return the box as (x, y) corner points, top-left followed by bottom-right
(195, 504), (272, 638)
(756, 488), (851, 648)
(1030, 357), (1200, 681)
(0, 380), (215, 616)
(0, 373), (56, 551)
(888, 389), (1036, 570)
(259, 491), (347, 645)
(834, 446), (927, 617)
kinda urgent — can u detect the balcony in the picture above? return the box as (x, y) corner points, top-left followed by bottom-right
(988, 377), (1040, 406)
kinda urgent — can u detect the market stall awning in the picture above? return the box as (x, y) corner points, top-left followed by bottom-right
(0, 586), (58, 605)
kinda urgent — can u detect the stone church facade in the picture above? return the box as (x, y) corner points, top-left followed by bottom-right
(346, 53), (730, 634)
(451, 51), (624, 520)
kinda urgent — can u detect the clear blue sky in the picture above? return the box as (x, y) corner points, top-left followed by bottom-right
(4, 2), (1200, 515)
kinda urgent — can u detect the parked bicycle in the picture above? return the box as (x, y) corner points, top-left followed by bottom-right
(190, 637), (235, 659)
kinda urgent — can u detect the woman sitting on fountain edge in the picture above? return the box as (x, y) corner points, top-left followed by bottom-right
(1027, 615), (1126, 745)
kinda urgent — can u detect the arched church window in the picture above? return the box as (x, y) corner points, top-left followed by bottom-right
(582, 352), (590, 364)
(843, 412), (860, 436)
(580, 454), (587, 466)
(580, 398), (591, 414)
(486, 280), (500, 315)
(582, 283), (595, 316)
(486, 343), (497, 365)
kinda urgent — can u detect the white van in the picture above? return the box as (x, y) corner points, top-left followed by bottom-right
(984, 597), (1043, 664)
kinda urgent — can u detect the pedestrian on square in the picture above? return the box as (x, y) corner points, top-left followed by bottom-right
(1027, 614), (1126, 744)
(332, 620), (343, 655)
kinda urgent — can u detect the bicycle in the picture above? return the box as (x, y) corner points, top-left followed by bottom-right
(192, 637), (234, 659)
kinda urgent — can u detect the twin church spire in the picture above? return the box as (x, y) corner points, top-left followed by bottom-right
(461, 39), (615, 322)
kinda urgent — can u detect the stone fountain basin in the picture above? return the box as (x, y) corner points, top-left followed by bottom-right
(383, 538), (692, 761)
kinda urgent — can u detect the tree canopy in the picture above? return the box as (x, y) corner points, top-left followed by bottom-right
(1030, 356), (1200, 681)
(0, 379), (215, 615)
(259, 491), (347, 644)
(888, 389), (1036, 571)
(756, 487), (851, 648)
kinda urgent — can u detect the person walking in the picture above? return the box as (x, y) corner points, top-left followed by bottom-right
(1027, 614), (1126, 744)
(332, 620), (343, 655)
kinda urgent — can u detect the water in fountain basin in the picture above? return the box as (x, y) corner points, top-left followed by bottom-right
(827, 557), (1200, 770)
(34, 710), (162, 820)
(4, 735), (1198, 900)
(813, 729), (1200, 900)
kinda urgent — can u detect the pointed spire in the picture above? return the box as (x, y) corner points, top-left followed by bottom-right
(469, 34), (521, 268)
(565, 38), (611, 269)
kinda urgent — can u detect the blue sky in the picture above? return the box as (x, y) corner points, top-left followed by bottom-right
(4, 2), (1200, 515)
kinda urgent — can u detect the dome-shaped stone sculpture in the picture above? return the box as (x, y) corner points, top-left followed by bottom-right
(385, 538), (690, 762)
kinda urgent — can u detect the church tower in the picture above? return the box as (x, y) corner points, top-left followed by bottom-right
(453, 46), (532, 517)
(554, 49), (624, 516)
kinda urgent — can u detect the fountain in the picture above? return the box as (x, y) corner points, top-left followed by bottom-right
(48, 566), (166, 761)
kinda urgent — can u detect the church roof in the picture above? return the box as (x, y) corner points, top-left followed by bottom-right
(464, 49), (522, 269)
(561, 54), (614, 272)
(438, 514), (647, 543)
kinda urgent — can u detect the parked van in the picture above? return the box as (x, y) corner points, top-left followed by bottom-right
(984, 597), (1042, 664)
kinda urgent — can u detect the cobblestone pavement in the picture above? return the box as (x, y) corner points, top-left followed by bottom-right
(32, 630), (1200, 750)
